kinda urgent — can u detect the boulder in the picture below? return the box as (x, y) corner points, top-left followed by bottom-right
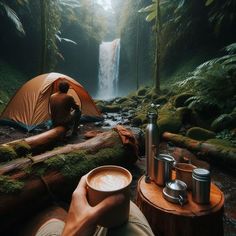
(186, 127), (216, 141)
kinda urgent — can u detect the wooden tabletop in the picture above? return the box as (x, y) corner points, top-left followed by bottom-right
(136, 175), (225, 236)
(138, 175), (224, 217)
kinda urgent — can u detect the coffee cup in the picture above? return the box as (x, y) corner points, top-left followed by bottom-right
(86, 165), (132, 228)
(175, 163), (197, 190)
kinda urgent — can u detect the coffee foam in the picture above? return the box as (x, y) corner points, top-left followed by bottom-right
(89, 169), (129, 191)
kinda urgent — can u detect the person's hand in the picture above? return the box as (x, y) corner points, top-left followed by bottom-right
(62, 175), (125, 236)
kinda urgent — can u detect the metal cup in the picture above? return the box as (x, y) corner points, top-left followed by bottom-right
(154, 154), (175, 186)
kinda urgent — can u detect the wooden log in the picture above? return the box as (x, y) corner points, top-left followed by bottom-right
(0, 126), (66, 162)
(136, 176), (224, 236)
(0, 130), (138, 233)
(162, 132), (236, 168)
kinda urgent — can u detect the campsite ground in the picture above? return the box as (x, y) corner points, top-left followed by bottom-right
(0, 121), (236, 235)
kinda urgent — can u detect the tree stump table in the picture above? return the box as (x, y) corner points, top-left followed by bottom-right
(136, 175), (224, 236)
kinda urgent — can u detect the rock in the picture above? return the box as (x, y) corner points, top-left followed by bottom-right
(186, 127), (216, 141)
(211, 114), (234, 132)
(174, 93), (194, 108)
(100, 105), (121, 113)
(188, 99), (220, 119)
(136, 87), (148, 96)
(154, 96), (168, 105)
(132, 117), (143, 127)
(176, 107), (192, 124)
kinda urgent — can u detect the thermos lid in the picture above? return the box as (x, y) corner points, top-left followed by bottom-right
(193, 168), (210, 180)
(166, 179), (187, 191)
(156, 154), (175, 162)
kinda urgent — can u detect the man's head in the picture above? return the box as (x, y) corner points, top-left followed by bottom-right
(59, 80), (69, 93)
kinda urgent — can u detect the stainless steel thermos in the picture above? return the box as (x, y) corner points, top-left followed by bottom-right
(192, 168), (211, 204)
(145, 111), (159, 182)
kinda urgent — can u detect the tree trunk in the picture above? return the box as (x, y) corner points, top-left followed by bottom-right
(154, 0), (161, 93)
(162, 132), (236, 169)
(40, 0), (47, 73)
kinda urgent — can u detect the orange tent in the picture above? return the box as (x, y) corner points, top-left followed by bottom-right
(0, 72), (101, 131)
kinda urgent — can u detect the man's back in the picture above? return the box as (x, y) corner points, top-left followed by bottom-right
(50, 92), (77, 126)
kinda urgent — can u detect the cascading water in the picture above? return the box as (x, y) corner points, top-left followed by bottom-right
(97, 38), (120, 99)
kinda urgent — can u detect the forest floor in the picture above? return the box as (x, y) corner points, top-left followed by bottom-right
(0, 116), (236, 235)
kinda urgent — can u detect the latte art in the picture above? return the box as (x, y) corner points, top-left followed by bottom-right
(89, 170), (129, 191)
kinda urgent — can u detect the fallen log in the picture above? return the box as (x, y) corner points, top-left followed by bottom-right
(0, 128), (138, 233)
(0, 126), (66, 162)
(162, 132), (236, 168)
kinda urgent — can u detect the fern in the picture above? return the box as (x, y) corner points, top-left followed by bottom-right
(172, 43), (236, 112)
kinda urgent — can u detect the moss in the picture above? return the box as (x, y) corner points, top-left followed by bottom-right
(206, 139), (236, 149)
(158, 105), (182, 134)
(136, 87), (148, 96)
(132, 113), (147, 127)
(186, 127), (216, 141)
(0, 145), (17, 162)
(0, 175), (24, 194)
(9, 141), (31, 157)
(45, 144), (129, 179)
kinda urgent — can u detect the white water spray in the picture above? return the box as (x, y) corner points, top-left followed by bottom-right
(97, 38), (120, 99)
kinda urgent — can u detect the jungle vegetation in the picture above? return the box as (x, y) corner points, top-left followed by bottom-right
(0, 0), (235, 108)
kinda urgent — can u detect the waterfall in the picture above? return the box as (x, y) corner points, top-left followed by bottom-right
(97, 38), (120, 99)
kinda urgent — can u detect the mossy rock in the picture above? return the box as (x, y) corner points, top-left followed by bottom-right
(158, 109), (182, 134)
(9, 141), (31, 157)
(137, 87), (148, 96)
(154, 95), (168, 105)
(114, 97), (128, 104)
(174, 93), (194, 108)
(176, 107), (192, 124)
(132, 114), (147, 127)
(211, 114), (234, 132)
(188, 99), (220, 120)
(98, 104), (121, 113)
(0, 145), (17, 162)
(186, 127), (216, 141)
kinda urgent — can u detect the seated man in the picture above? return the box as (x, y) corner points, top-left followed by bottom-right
(50, 80), (81, 135)
(22, 175), (154, 236)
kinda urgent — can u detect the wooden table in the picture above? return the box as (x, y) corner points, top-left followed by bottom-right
(136, 176), (224, 236)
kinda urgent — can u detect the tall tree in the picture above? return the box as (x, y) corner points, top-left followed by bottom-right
(139, 0), (161, 93)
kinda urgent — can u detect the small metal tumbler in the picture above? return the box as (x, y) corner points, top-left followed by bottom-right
(154, 154), (175, 186)
(192, 168), (211, 204)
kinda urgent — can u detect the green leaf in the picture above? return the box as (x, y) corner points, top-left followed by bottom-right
(138, 4), (155, 13)
(146, 11), (156, 22)
(205, 0), (214, 6)
(0, 2), (25, 35)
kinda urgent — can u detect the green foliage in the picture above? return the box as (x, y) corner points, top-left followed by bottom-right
(0, 60), (27, 112)
(174, 45), (236, 112)
(0, 175), (24, 194)
(216, 130), (236, 147)
(0, 1), (27, 35)
(41, 0), (61, 71)
(205, 0), (236, 35)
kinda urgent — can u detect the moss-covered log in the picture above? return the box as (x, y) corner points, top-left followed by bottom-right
(162, 132), (236, 169)
(0, 126), (66, 162)
(0, 130), (138, 232)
